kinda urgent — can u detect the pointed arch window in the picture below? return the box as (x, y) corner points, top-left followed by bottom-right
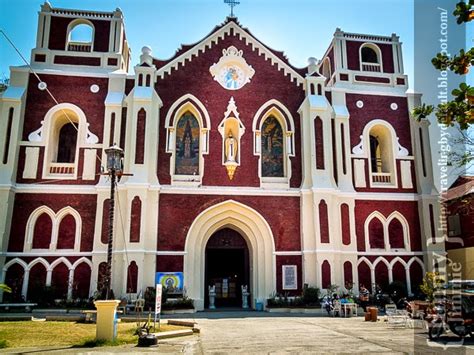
(253, 101), (295, 188)
(175, 112), (200, 175)
(165, 94), (210, 186)
(261, 116), (284, 177)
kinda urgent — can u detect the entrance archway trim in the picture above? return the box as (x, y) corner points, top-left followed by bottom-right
(184, 199), (276, 310)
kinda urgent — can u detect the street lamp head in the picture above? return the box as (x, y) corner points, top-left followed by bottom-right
(105, 143), (124, 173)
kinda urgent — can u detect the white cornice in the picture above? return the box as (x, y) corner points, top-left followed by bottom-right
(155, 21), (305, 88)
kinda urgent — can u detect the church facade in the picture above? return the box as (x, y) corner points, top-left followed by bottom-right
(0, 3), (443, 310)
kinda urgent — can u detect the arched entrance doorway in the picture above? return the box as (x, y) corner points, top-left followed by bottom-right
(184, 200), (275, 311)
(205, 228), (250, 308)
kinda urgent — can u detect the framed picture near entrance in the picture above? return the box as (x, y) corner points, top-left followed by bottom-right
(156, 272), (184, 295)
(282, 265), (297, 290)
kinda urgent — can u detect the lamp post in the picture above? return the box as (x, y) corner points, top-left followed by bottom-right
(104, 144), (124, 300)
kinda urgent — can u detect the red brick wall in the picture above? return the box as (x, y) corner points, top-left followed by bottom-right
(57, 214), (76, 249)
(368, 217), (384, 249)
(8, 194), (97, 252)
(130, 196), (141, 243)
(343, 261), (353, 286)
(126, 261), (138, 293)
(358, 261), (371, 289)
(354, 200), (421, 252)
(22, 74), (107, 142)
(32, 213), (52, 249)
(73, 262), (92, 299)
(346, 40), (394, 73)
(341, 203), (351, 245)
(388, 218), (405, 249)
(156, 255), (184, 273)
(319, 200), (329, 243)
(321, 260), (331, 289)
(18, 74), (107, 185)
(101, 199), (110, 244)
(48, 16), (111, 52)
(157, 195), (300, 251)
(156, 34), (304, 187)
(315, 117), (324, 169)
(51, 262), (69, 298)
(346, 94), (411, 153)
(135, 108), (146, 164)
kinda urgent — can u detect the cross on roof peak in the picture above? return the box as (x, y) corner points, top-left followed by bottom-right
(224, 0), (240, 18)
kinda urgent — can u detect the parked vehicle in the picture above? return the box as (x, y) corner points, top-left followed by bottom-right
(426, 289), (474, 340)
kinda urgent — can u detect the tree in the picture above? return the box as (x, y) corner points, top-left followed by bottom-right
(419, 272), (445, 303)
(0, 77), (9, 93)
(413, 1), (474, 168)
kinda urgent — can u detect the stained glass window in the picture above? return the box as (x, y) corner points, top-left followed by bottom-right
(175, 112), (200, 175)
(261, 116), (284, 177)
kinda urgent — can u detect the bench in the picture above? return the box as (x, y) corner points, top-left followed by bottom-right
(81, 310), (97, 323)
(81, 309), (123, 323)
(0, 303), (37, 312)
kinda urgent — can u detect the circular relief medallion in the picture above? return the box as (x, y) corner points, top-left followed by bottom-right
(356, 100), (364, 108)
(218, 65), (246, 90)
(390, 103), (398, 111)
(38, 82), (47, 91)
(90, 84), (100, 93)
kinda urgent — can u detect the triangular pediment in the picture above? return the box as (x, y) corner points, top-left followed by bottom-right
(153, 18), (310, 88)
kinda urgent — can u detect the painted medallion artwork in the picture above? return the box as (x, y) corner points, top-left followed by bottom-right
(261, 116), (284, 177)
(209, 46), (255, 90)
(220, 66), (245, 89)
(175, 112), (200, 175)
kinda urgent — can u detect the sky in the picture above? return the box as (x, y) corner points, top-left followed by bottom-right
(0, 0), (417, 81)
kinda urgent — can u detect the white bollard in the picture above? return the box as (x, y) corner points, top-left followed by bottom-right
(94, 300), (120, 341)
(241, 285), (249, 309)
(208, 285), (216, 310)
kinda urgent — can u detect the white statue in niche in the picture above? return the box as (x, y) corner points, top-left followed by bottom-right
(225, 132), (237, 163)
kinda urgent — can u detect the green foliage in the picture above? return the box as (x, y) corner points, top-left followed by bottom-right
(161, 296), (194, 310)
(453, 0), (474, 24)
(326, 284), (339, 297)
(0, 77), (8, 94)
(419, 272), (445, 303)
(0, 339), (7, 349)
(411, 103), (434, 121)
(432, 49), (474, 74)
(302, 286), (320, 306)
(0, 284), (12, 293)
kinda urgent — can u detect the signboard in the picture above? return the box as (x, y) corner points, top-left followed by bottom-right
(282, 265), (297, 290)
(156, 272), (184, 294)
(154, 283), (163, 331)
(155, 284), (163, 315)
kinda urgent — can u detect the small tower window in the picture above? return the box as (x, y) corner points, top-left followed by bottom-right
(56, 123), (77, 163)
(368, 124), (395, 185)
(67, 22), (94, 52)
(360, 44), (382, 72)
(361, 47), (378, 63)
(369, 135), (381, 173)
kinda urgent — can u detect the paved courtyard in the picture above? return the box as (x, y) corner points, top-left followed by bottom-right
(3, 312), (474, 354)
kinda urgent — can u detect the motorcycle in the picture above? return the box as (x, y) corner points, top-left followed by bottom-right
(426, 290), (474, 340)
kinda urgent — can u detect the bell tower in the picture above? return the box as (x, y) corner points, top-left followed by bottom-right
(31, 1), (130, 72)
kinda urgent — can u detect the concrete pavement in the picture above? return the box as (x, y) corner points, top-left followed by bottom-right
(2, 311), (474, 353)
